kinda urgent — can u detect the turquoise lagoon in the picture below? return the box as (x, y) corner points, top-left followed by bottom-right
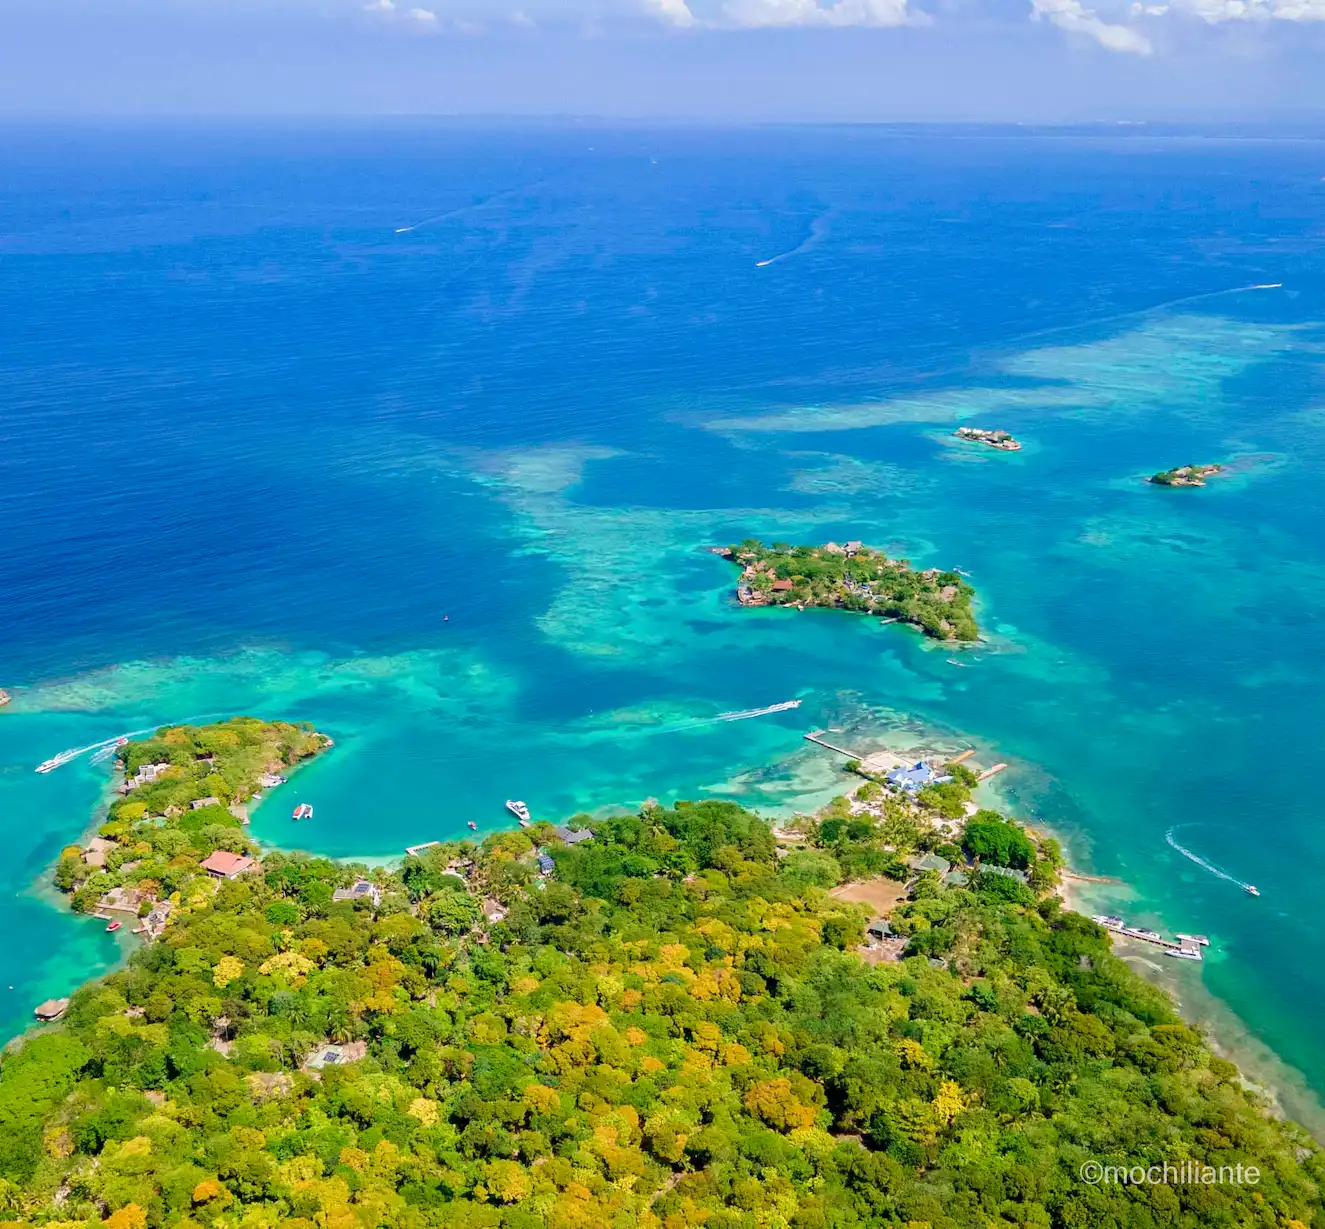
(3, 124), (1325, 1124)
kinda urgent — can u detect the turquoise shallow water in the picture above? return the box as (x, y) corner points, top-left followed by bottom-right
(4, 122), (1325, 1123)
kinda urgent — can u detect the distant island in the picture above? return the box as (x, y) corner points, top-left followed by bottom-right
(1150, 463), (1224, 487)
(722, 539), (979, 641)
(954, 426), (1021, 451)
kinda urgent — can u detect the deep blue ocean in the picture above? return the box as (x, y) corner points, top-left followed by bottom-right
(4, 122), (1325, 1123)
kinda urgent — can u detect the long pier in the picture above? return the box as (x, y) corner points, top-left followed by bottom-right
(1093, 915), (1207, 961)
(803, 732), (864, 759)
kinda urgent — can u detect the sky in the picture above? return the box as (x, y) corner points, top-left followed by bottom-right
(1, 0), (1324, 121)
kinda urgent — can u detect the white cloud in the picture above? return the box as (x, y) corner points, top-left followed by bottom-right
(1176, 0), (1325, 18)
(363, 0), (395, 11)
(1032, 0), (1153, 51)
(721, 0), (916, 24)
(645, 0), (699, 24)
(409, 5), (438, 19)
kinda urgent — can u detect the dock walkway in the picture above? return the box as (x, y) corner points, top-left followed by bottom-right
(1093, 915), (1207, 961)
(803, 732), (863, 759)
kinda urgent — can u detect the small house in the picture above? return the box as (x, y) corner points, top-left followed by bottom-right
(911, 853), (952, 877)
(886, 761), (951, 792)
(190, 796), (222, 810)
(304, 1041), (368, 1072)
(844, 540), (863, 556)
(200, 850), (259, 880)
(771, 578), (794, 593)
(535, 853), (555, 877)
(332, 879), (382, 907)
(257, 772), (286, 789)
(823, 542), (845, 555)
(140, 900), (174, 940)
(482, 897), (508, 924)
(83, 836), (116, 868)
(979, 864), (1028, 884)
(125, 762), (171, 791)
(553, 826), (594, 846)
(34, 998), (69, 1022)
(98, 886), (151, 917)
(866, 918), (894, 942)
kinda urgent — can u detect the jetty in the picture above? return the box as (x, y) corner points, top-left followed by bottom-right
(1092, 915), (1207, 961)
(1063, 870), (1125, 886)
(978, 763), (1008, 781)
(803, 732), (864, 759)
(948, 749), (976, 765)
(405, 841), (442, 857)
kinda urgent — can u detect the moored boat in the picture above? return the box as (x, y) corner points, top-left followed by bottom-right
(506, 800), (532, 826)
(0, 689), (10, 707)
(105, 920), (121, 933)
(292, 803), (313, 821)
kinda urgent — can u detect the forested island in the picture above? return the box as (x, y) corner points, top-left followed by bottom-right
(953, 426), (1022, 452)
(51, 718), (332, 932)
(724, 539), (979, 642)
(0, 721), (1320, 1227)
(1150, 464), (1224, 487)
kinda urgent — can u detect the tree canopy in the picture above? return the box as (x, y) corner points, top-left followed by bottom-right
(1, 727), (1320, 1228)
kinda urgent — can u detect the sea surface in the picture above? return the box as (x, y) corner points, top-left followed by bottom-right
(4, 121), (1325, 1122)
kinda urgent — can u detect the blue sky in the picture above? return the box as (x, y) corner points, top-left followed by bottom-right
(2, 0), (1324, 119)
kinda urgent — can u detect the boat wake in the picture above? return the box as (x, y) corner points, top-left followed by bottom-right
(1165, 826), (1258, 895)
(755, 209), (833, 269)
(659, 699), (804, 735)
(713, 700), (802, 722)
(36, 726), (163, 774)
(395, 182), (543, 234)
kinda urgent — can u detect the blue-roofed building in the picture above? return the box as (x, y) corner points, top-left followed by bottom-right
(535, 853), (555, 876)
(885, 761), (951, 792)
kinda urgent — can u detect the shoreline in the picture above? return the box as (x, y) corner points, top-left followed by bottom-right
(20, 713), (1325, 1142)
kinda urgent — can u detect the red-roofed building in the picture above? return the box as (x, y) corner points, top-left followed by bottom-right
(771, 579), (794, 593)
(200, 850), (259, 880)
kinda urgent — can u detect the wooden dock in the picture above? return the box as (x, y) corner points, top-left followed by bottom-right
(948, 749), (976, 765)
(803, 732), (864, 759)
(1093, 916), (1206, 961)
(977, 762), (1008, 781)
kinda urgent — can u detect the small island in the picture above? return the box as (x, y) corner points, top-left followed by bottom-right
(52, 717), (332, 932)
(1149, 463), (1224, 487)
(954, 426), (1021, 451)
(723, 539), (978, 641)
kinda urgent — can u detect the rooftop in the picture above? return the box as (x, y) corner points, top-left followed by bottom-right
(554, 826), (594, 845)
(200, 850), (258, 878)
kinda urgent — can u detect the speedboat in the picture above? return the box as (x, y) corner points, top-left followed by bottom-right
(467, 821), (478, 831)
(105, 920), (121, 933)
(292, 803), (313, 821)
(506, 800), (532, 825)
(35, 759), (61, 774)
(1244, 884), (1260, 897)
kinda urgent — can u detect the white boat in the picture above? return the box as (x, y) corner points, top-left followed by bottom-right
(1165, 948), (1202, 961)
(1244, 884), (1260, 897)
(506, 800), (531, 826)
(35, 758), (62, 774)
